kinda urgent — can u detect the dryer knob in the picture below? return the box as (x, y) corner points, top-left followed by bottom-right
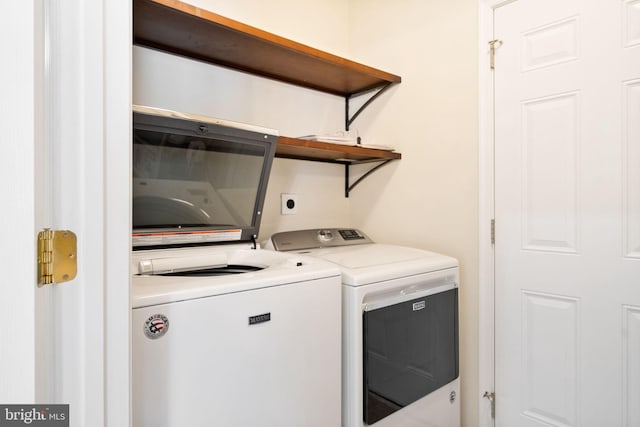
(317, 229), (334, 242)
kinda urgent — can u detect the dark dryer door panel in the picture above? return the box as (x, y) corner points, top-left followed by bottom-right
(363, 288), (459, 425)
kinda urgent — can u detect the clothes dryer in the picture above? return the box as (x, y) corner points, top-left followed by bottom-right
(268, 228), (460, 427)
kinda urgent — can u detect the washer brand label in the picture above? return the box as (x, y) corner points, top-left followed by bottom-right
(249, 312), (271, 325)
(144, 314), (169, 339)
(413, 301), (426, 311)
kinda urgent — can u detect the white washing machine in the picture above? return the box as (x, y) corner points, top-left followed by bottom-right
(268, 228), (460, 427)
(131, 106), (342, 427)
(131, 245), (342, 427)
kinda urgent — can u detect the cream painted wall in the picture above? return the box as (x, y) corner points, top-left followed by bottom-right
(347, 1), (479, 426)
(133, 1), (479, 426)
(181, 0), (351, 56)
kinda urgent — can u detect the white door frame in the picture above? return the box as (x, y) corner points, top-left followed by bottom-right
(478, 1), (513, 426)
(45, 1), (131, 425)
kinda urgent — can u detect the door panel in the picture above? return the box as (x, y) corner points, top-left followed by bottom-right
(623, 0), (640, 48)
(623, 305), (640, 426)
(521, 92), (579, 253)
(520, 291), (579, 426)
(494, 0), (640, 426)
(623, 79), (640, 259)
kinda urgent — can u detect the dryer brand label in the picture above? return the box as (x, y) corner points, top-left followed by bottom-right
(248, 312), (271, 325)
(413, 301), (427, 311)
(144, 314), (169, 339)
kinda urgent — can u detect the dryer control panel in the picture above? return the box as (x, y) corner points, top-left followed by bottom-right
(269, 228), (373, 251)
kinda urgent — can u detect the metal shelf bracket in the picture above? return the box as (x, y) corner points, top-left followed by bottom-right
(345, 82), (395, 131)
(344, 159), (393, 198)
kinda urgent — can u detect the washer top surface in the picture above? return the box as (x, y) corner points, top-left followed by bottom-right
(268, 229), (458, 286)
(131, 243), (341, 308)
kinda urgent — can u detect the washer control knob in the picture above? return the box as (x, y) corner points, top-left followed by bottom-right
(317, 229), (334, 242)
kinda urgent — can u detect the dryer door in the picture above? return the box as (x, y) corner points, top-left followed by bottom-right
(363, 288), (459, 425)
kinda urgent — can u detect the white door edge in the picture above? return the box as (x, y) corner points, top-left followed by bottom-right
(0, 0), (38, 403)
(477, 1), (514, 426)
(103, 0), (132, 425)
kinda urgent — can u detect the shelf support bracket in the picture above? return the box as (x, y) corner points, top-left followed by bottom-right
(344, 159), (393, 198)
(345, 82), (394, 131)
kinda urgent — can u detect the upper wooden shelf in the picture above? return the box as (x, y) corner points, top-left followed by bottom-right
(133, 0), (401, 97)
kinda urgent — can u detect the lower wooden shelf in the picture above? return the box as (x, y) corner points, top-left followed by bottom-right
(275, 136), (401, 164)
(275, 136), (401, 197)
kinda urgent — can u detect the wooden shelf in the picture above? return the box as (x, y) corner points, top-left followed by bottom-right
(133, 0), (401, 97)
(133, 0), (402, 195)
(276, 136), (401, 164)
(277, 137), (400, 197)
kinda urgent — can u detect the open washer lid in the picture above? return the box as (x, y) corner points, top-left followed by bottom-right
(132, 105), (278, 248)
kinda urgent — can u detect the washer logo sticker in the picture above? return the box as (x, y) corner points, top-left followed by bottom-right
(144, 314), (169, 339)
(249, 312), (271, 325)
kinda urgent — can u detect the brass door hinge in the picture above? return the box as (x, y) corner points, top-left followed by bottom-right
(37, 229), (77, 286)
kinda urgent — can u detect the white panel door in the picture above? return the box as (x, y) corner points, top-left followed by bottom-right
(494, 0), (640, 426)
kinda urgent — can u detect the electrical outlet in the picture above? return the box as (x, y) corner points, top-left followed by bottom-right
(281, 193), (298, 215)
